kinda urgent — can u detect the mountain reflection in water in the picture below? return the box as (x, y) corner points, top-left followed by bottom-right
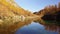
(15, 22), (60, 34)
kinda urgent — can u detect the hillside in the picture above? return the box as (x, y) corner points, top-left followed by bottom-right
(0, 0), (38, 34)
(0, 0), (35, 16)
(34, 2), (60, 25)
(34, 2), (60, 20)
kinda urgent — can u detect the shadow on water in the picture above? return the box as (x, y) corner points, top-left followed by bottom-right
(15, 19), (60, 34)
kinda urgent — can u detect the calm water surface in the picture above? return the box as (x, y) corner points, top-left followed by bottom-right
(15, 22), (59, 34)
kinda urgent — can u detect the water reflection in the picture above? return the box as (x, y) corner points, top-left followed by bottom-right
(15, 22), (60, 34)
(0, 19), (32, 34)
(44, 25), (60, 34)
(38, 19), (60, 34)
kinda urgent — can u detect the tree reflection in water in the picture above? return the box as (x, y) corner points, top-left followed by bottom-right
(38, 19), (60, 34)
(43, 25), (60, 34)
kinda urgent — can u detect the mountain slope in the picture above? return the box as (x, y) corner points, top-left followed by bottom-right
(0, 0), (37, 34)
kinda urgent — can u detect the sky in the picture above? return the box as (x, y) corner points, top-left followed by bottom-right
(15, 0), (60, 12)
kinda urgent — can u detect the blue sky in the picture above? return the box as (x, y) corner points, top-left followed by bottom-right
(15, 0), (60, 12)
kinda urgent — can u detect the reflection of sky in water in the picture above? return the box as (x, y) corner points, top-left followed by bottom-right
(15, 22), (58, 34)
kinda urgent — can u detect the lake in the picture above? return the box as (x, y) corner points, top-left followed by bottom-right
(15, 22), (60, 34)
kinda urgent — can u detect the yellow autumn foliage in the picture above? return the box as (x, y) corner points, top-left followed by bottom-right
(0, 0), (33, 16)
(0, 0), (35, 34)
